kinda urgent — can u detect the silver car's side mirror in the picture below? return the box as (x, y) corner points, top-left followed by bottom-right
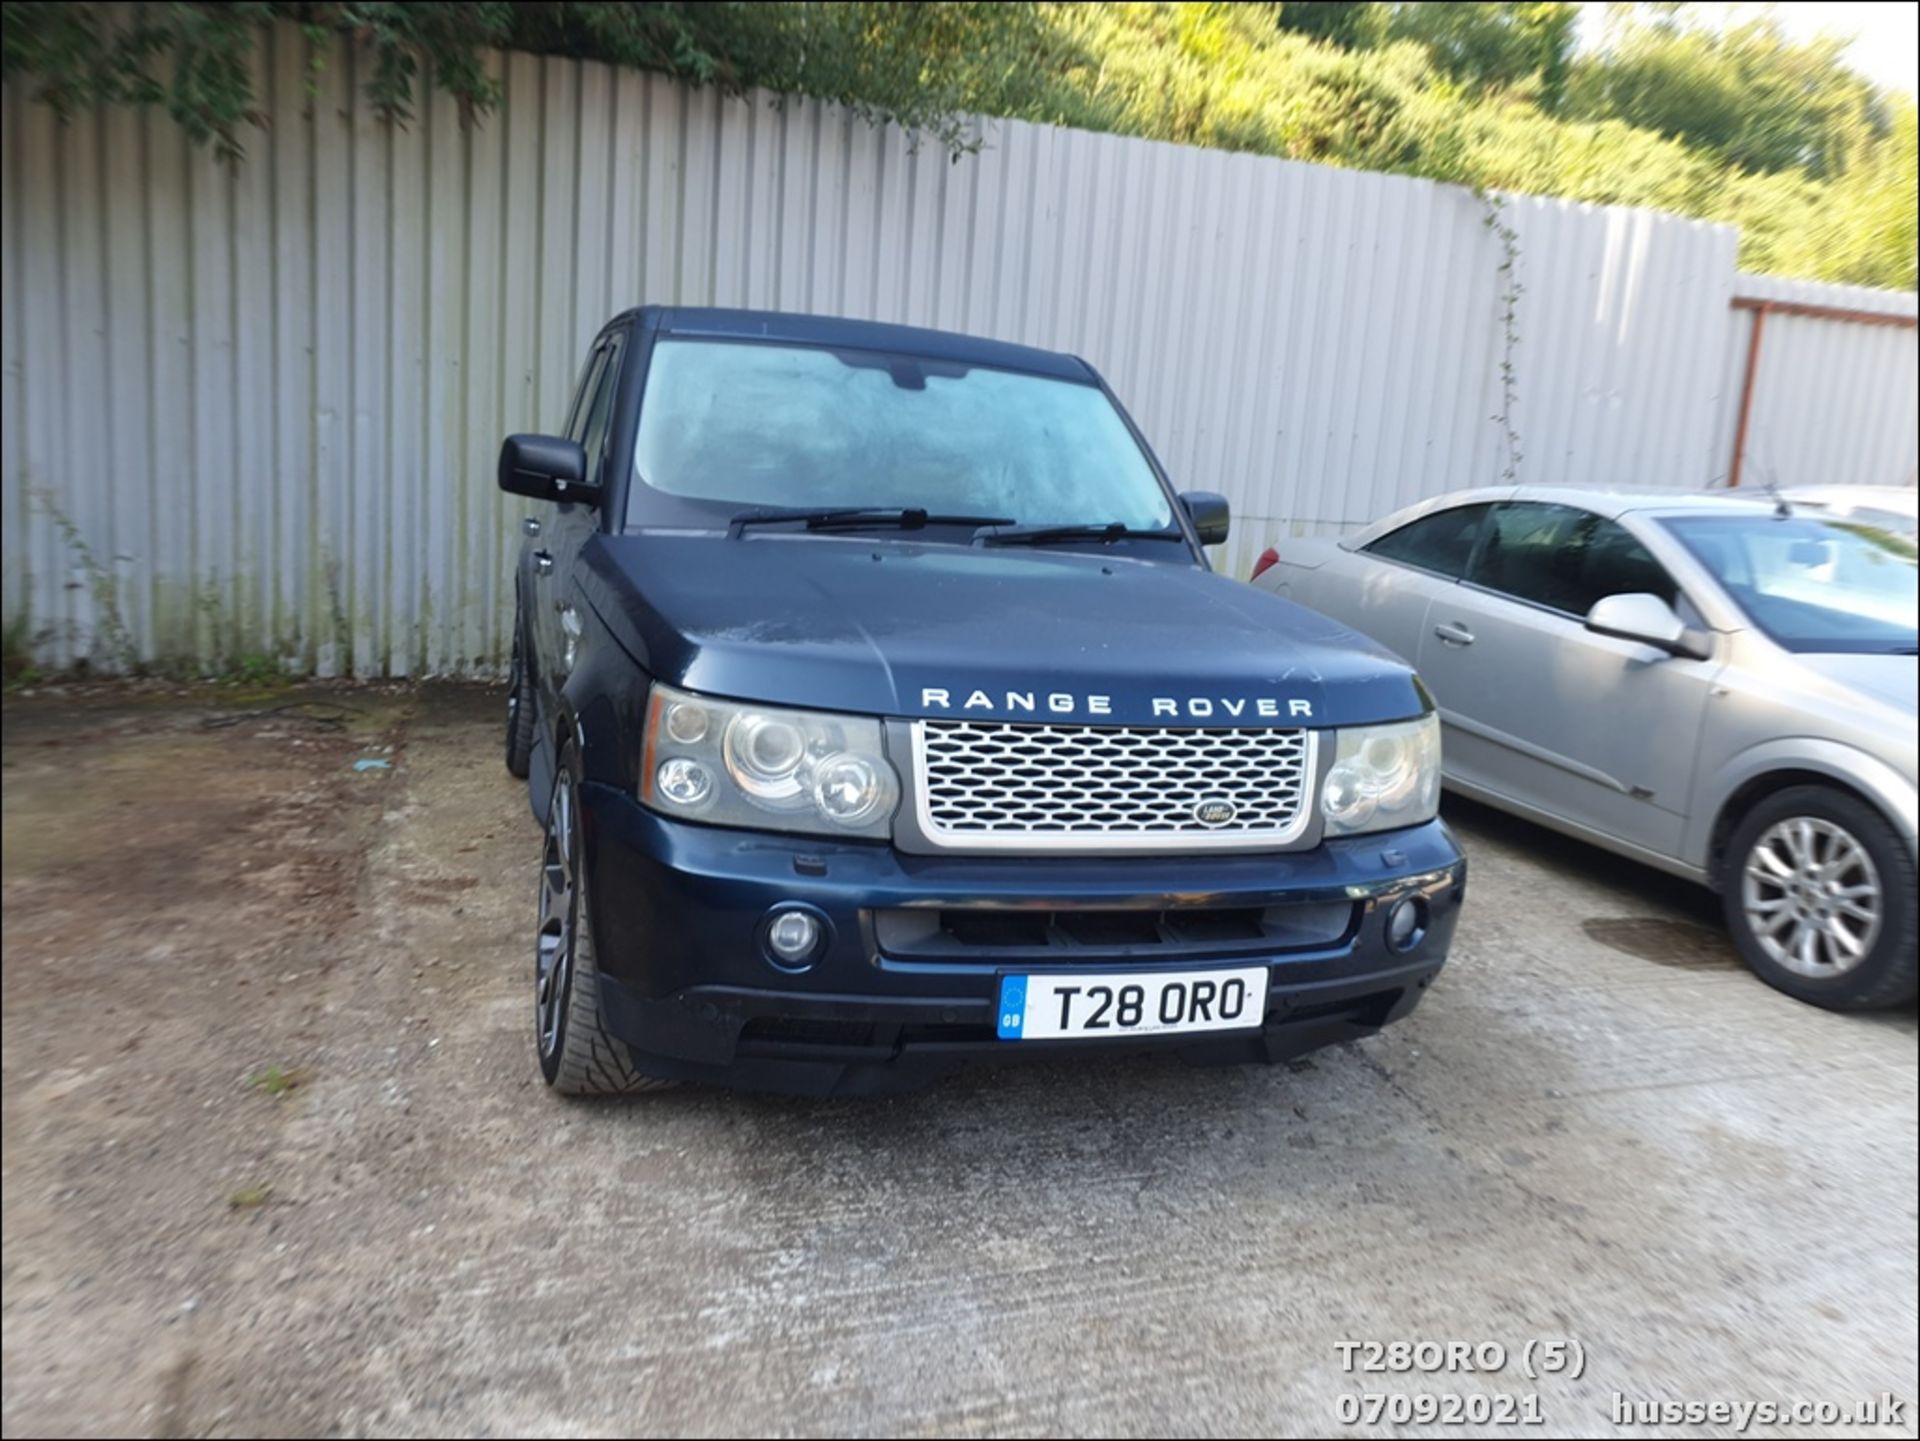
(1585, 592), (1707, 659)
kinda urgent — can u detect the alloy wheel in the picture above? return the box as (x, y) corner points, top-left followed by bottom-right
(1741, 816), (1883, 979)
(535, 779), (576, 1057)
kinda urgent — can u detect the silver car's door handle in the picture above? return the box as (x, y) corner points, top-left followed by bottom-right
(1433, 621), (1475, 646)
(533, 549), (554, 576)
(523, 517), (542, 537)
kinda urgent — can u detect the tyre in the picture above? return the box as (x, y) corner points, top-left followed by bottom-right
(504, 604), (535, 779)
(1723, 784), (1917, 1011)
(534, 743), (676, 1095)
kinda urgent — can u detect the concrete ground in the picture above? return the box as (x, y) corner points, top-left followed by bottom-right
(1, 682), (1914, 1439)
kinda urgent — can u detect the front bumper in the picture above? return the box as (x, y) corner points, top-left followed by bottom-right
(583, 784), (1466, 1095)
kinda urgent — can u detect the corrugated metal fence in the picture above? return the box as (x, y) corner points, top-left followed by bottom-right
(2, 27), (1910, 676)
(1710, 274), (1919, 495)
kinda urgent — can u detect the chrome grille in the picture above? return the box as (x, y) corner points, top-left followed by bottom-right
(910, 720), (1318, 852)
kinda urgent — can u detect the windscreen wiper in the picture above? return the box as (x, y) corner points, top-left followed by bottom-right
(976, 521), (1187, 547)
(728, 506), (1015, 538)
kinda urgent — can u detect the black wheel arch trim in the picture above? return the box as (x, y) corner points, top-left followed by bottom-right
(1708, 767), (1910, 889)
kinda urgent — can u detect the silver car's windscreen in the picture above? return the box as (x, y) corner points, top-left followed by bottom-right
(625, 338), (1174, 532)
(1661, 514), (1917, 654)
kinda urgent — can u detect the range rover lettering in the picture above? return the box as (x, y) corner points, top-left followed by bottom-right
(499, 307), (1465, 1095)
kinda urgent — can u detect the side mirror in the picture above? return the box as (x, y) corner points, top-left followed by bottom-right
(1179, 490), (1231, 546)
(1585, 592), (1706, 659)
(498, 433), (593, 505)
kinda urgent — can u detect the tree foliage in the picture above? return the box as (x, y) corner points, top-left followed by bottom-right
(2, 2), (515, 154)
(1019, 2), (1913, 288)
(0, 1), (1052, 158)
(1567, 8), (1886, 178)
(2, 0), (1912, 289)
(1385, 3), (1578, 111)
(1274, 2), (1385, 51)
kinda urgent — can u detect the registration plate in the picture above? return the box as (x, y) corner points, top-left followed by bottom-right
(996, 966), (1269, 1041)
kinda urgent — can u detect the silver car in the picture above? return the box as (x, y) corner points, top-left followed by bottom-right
(1252, 486), (1917, 1010)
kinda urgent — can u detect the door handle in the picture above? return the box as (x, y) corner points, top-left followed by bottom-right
(533, 549), (554, 576)
(1433, 621), (1475, 646)
(522, 516), (542, 538)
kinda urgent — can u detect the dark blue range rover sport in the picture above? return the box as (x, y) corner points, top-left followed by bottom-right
(499, 307), (1466, 1096)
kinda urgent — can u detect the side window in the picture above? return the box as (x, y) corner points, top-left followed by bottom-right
(1363, 503), (1493, 578)
(564, 346), (608, 439)
(578, 336), (625, 484)
(1470, 502), (1677, 616)
(1579, 514), (1681, 613)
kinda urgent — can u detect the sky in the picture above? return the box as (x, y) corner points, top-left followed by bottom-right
(1575, 1), (1920, 97)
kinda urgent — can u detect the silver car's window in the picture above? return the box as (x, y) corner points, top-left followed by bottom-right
(1363, 504), (1492, 578)
(1661, 514), (1917, 655)
(1470, 503), (1677, 616)
(627, 338), (1174, 531)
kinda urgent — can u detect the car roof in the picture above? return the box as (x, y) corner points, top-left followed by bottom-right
(622, 306), (1097, 383)
(1342, 483), (1793, 549)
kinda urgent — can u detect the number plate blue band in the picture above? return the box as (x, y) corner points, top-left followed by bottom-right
(996, 976), (1027, 1039)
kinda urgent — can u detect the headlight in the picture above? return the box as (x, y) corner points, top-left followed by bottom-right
(641, 682), (901, 840)
(1321, 714), (1441, 836)
(724, 713), (811, 805)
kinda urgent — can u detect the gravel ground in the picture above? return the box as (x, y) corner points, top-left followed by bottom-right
(2, 682), (1914, 1439)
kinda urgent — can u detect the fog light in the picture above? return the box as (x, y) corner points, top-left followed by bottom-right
(766, 908), (821, 965)
(1386, 897), (1425, 951)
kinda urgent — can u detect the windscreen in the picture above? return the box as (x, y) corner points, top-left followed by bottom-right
(1661, 513), (1917, 653)
(628, 338), (1174, 532)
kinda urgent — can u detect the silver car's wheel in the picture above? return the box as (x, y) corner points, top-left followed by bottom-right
(1723, 785), (1914, 1011)
(1740, 816), (1882, 979)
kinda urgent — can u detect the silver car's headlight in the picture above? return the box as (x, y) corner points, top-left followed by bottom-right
(641, 682), (900, 840)
(1321, 714), (1442, 836)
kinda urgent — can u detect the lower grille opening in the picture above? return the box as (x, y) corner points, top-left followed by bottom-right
(898, 1022), (996, 1046)
(1284, 989), (1402, 1029)
(946, 911), (1052, 948)
(737, 1017), (876, 1049)
(1166, 908), (1268, 944)
(1068, 910), (1176, 946)
(876, 901), (1356, 961)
